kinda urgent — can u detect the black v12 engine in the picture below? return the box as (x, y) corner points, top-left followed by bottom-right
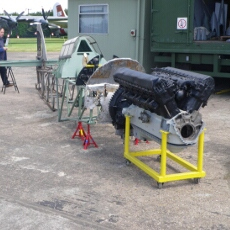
(109, 67), (215, 152)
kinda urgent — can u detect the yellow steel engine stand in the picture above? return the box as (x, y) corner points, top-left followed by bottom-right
(124, 116), (206, 188)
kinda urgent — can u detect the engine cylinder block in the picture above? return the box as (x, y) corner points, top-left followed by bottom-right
(109, 67), (214, 151)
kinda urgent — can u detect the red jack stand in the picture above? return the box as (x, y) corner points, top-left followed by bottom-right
(134, 138), (149, 145)
(134, 138), (140, 145)
(72, 121), (86, 141)
(83, 124), (98, 150)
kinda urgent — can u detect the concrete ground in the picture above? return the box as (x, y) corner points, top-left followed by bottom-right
(0, 52), (230, 230)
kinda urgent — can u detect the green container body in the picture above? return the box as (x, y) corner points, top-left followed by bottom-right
(150, 0), (230, 78)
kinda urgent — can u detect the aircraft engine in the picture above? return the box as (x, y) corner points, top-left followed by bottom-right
(109, 67), (215, 152)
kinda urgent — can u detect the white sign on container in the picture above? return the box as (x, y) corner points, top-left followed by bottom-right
(177, 17), (187, 30)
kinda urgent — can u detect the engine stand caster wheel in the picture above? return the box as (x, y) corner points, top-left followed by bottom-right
(157, 182), (164, 189)
(125, 159), (131, 166)
(157, 155), (161, 162)
(194, 178), (201, 184)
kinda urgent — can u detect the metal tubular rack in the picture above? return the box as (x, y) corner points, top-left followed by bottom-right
(1, 67), (19, 94)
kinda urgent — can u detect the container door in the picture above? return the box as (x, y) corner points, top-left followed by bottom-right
(151, 0), (192, 43)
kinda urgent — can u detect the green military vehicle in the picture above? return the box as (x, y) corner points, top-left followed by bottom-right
(151, 0), (230, 78)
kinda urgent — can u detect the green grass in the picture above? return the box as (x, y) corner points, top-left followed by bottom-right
(7, 37), (67, 52)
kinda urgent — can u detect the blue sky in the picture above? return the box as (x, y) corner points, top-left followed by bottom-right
(1, 0), (67, 14)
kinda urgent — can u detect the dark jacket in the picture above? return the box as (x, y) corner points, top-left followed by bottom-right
(0, 37), (7, 61)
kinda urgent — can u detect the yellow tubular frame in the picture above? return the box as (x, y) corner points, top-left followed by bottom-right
(124, 116), (206, 187)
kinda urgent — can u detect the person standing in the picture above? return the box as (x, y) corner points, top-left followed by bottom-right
(0, 27), (13, 87)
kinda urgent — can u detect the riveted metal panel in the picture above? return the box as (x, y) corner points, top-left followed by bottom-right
(151, 0), (193, 44)
(69, 0), (138, 60)
(68, 0), (154, 72)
